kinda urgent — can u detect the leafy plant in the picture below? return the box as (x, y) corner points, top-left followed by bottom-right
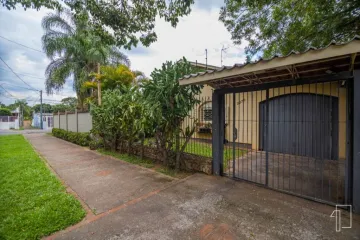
(52, 128), (91, 146)
(0, 108), (11, 116)
(3, 0), (194, 50)
(142, 57), (202, 170)
(83, 64), (145, 104)
(91, 86), (147, 152)
(219, 0), (360, 58)
(32, 103), (53, 113)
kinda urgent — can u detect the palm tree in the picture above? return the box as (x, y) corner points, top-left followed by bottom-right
(41, 9), (130, 109)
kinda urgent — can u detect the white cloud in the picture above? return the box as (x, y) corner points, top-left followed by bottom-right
(0, 7), (75, 106)
(127, 7), (247, 76)
(0, 3), (247, 105)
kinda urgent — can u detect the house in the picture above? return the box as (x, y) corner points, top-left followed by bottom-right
(32, 112), (53, 130)
(0, 107), (19, 130)
(180, 36), (360, 213)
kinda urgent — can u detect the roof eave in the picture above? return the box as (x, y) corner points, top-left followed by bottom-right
(179, 39), (360, 86)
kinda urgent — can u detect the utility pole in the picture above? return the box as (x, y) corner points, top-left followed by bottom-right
(205, 49), (208, 70)
(40, 90), (43, 129)
(97, 63), (101, 106)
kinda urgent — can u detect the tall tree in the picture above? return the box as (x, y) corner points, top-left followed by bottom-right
(3, 0), (194, 49)
(42, 9), (130, 109)
(7, 100), (31, 119)
(219, 0), (360, 58)
(32, 103), (53, 113)
(61, 97), (77, 109)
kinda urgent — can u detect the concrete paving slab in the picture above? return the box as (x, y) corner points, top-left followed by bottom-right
(25, 134), (174, 214)
(55, 174), (360, 240)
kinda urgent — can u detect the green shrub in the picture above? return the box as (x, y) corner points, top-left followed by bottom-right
(52, 128), (91, 146)
(89, 139), (104, 150)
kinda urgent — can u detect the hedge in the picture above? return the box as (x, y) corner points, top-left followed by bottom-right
(52, 128), (91, 146)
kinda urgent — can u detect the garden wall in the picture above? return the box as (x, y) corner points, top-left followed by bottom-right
(53, 111), (92, 133)
(124, 143), (212, 174)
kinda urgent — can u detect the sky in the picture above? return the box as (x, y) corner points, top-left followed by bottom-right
(0, 0), (247, 106)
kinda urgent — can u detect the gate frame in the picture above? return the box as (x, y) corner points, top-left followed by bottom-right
(212, 71), (359, 212)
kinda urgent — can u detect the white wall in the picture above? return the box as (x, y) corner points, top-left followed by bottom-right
(53, 112), (92, 133)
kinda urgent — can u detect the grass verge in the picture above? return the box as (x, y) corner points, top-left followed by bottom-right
(97, 149), (154, 168)
(97, 148), (191, 179)
(0, 135), (86, 240)
(145, 138), (246, 162)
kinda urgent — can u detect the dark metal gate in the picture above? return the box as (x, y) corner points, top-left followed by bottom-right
(222, 79), (350, 205)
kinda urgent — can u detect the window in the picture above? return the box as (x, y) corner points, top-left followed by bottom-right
(202, 102), (212, 122)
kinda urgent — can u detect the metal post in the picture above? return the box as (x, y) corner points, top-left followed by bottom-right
(265, 88), (269, 186)
(352, 70), (360, 213)
(232, 93), (236, 177)
(345, 78), (353, 205)
(97, 63), (101, 106)
(40, 90), (43, 129)
(75, 109), (78, 132)
(212, 90), (225, 175)
(205, 49), (208, 70)
(58, 111), (60, 129)
(65, 111), (68, 131)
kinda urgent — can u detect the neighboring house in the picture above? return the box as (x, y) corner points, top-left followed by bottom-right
(182, 61), (220, 140)
(32, 112), (53, 130)
(180, 37), (360, 213)
(0, 107), (19, 130)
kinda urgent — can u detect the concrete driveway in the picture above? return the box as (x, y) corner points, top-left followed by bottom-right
(25, 134), (360, 240)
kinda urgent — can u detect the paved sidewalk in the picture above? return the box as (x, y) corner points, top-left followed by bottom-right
(25, 134), (360, 240)
(25, 134), (174, 214)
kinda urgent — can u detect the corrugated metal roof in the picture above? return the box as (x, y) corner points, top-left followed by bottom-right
(179, 35), (360, 82)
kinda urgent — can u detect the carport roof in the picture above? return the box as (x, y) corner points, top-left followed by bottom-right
(179, 36), (360, 88)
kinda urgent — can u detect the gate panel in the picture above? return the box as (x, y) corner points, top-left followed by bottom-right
(223, 80), (347, 205)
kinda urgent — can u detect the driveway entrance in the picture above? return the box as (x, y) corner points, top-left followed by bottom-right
(222, 79), (348, 205)
(226, 151), (345, 204)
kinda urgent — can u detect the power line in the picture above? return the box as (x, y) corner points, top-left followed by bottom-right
(0, 56), (38, 91)
(0, 35), (45, 53)
(0, 67), (46, 80)
(0, 80), (74, 98)
(0, 82), (39, 91)
(0, 84), (18, 99)
(1, 95), (62, 103)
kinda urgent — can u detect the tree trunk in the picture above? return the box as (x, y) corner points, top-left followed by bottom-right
(127, 139), (132, 154)
(175, 128), (181, 170)
(162, 148), (168, 166)
(140, 134), (145, 160)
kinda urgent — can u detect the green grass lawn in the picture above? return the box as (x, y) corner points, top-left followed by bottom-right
(0, 135), (85, 240)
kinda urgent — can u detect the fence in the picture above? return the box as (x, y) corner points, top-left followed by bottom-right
(220, 79), (347, 205)
(53, 111), (92, 133)
(180, 92), (214, 160)
(0, 116), (19, 130)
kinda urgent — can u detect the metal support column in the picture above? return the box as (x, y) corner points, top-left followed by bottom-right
(353, 70), (360, 213)
(232, 93), (236, 177)
(346, 78), (353, 205)
(265, 89), (269, 186)
(212, 90), (225, 175)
